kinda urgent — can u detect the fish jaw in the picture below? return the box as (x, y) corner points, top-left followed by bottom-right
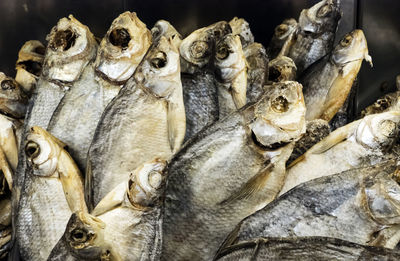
(95, 12), (152, 83)
(43, 15), (97, 82)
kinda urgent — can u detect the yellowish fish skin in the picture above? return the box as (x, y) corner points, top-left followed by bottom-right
(16, 127), (87, 261)
(301, 29), (372, 122)
(86, 36), (185, 209)
(162, 81), (306, 261)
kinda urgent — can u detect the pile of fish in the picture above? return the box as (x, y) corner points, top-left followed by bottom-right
(1, 0), (400, 260)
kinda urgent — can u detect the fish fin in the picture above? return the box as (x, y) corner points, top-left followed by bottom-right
(58, 151), (88, 213)
(231, 70), (247, 110)
(0, 147), (13, 190)
(214, 222), (243, 260)
(287, 153), (306, 168)
(85, 157), (94, 211)
(91, 182), (127, 216)
(167, 101), (186, 153)
(219, 164), (274, 206)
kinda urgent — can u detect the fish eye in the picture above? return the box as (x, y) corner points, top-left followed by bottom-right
(34, 45), (46, 55)
(1, 80), (16, 90)
(317, 4), (332, 17)
(271, 96), (289, 113)
(216, 44), (230, 60)
(25, 141), (40, 159)
(150, 51), (167, 69)
(340, 35), (353, 47)
(71, 228), (88, 243)
(109, 28), (131, 49)
(148, 171), (163, 189)
(190, 41), (210, 59)
(275, 24), (288, 37)
(50, 29), (77, 51)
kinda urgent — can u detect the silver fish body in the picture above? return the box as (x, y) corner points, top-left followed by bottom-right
(216, 237), (400, 261)
(48, 13), (151, 172)
(301, 29), (372, 122)
(243, 43), (269, 103)
(223, 162), (400, 249)
(86, 36), (185, 209)
(180, 21), (231, 141)
(16, 127), (87, 260)
(281, 110), (400, 195)
(287, 0), (341, 75)
(162, 81), (306, 260)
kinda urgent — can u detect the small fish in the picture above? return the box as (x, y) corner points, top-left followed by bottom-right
(361, 75), (400, 117)
(287, 0), (341, 75)
(47, 212), (115, 261)
(243, 43), (269, 103)
(301, 29), (372, 122)
(151, 20), (182, 50)
(86, 36), (185, 209)
(280, 111), (400, 195)
(180, 21), (231, 140)
(223, 162), (400, 249)
(228, 17), (254, 48)
(162, 81), (306, 260)
(15, 40), (45, 95)
(16, 127), (87, 260)
(268, 56), (297, 82)
(216, 237), (400, 260)
(95, 12), (152, 84)
(48, 12), (152, 172)
(0, 73), (28, 119)
(288, 119), (330, 165)
(214, 34), (247, 118)
(267, 18), (297, 59)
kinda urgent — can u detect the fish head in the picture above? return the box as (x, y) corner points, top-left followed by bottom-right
(128, 158), (167, 208)
(363, 167), (400, 225)
(298, 0), (341, 34)
(25, 126), (65, 177)
(332, 29), (372, 66)
(0, 73), (28, 118)
(228, 17), (254, 47)
(268, 56), (297, 82)
(63, 212), (112, 260)
(95, 12), (152, 83)
(134, 36), (181, 98)
(43, 15), (97, 82)
(151, 20), (182, 50)
(355, 111), (400, 151)
(214, 34), (246, 83)
(273, 18), (298, 40)
(180, 21), (231, 73)
(249, 81), (306, 150)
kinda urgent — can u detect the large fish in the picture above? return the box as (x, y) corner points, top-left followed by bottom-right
(47, 12), (151, 171)
(11, 17), (97, 259)
(180, 21), (231, 140)
(162, 81), (306, 260)
(214, 34), (247, 118)
(49, 159), (167, 261)
(280, 111), (400, 195)
(86, 36), (185, 209)
(0, 73), (28, 119)
(287, 0), (341, 75)
(301, 29), (372, 122)
(15, 40), (45, 95)
(222, 162), (400, 249)
(216, 237), (400, 260)
(243, 43), (269, 103)
(266, 18), (297, 60)
(16, 127), (87, 260)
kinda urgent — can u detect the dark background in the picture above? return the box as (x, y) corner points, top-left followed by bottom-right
(0, 0), (398, 113)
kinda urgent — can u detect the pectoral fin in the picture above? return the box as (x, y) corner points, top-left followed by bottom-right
(91, 182), (127, 216)
(167, 100), (186, 153)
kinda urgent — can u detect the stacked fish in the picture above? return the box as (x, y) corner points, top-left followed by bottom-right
(0, 0), (400, 260)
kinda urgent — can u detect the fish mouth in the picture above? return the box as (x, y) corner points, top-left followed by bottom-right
(251, 130), (290, 151)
